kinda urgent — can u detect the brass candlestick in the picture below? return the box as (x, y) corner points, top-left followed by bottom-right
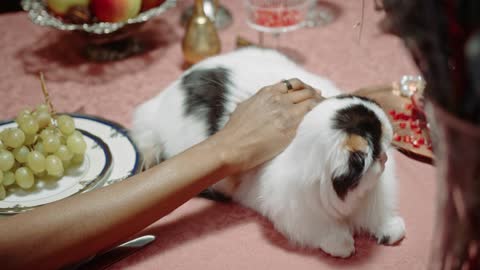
(182, 0), (221, 65)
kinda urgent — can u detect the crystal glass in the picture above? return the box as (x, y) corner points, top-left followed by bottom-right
(244, 0), (309, 47)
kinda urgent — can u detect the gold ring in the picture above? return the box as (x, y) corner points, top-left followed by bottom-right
(282, 79), (293, 91)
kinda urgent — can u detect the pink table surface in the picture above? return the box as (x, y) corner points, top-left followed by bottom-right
(0, 1), (437, 269)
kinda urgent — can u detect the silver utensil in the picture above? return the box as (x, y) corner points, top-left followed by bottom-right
(68, 235), (156, 269)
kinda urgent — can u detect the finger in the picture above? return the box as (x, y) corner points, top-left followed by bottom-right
(315, 90), (326, 102)
(293, 99), (319, 116)
(271, 78), (309, 93)
(287, 88), (318, 104)
(308, 87), (325, 102)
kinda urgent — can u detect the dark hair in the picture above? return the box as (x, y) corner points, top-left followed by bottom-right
(378, 0), (480, 123)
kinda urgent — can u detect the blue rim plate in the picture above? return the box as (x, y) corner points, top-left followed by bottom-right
(0, 114), (143, 214)
(0, 127), (112, 214)
(68, 113), (143, 187)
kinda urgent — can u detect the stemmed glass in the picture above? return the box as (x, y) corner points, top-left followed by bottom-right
(244, 0), (310, 48)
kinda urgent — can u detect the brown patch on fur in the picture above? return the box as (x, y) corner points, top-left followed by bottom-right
(345, 134), (368, 152)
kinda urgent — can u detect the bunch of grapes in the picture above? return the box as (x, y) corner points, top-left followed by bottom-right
(0, 104), (87, 200)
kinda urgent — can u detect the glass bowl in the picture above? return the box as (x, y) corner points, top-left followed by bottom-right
(21, 0), (177, 61)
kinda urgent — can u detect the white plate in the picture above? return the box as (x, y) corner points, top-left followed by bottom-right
(0, 114), (142, 214)
(70, 114), (143, 187)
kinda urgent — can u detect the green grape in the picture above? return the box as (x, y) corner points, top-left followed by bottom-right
(18, 108), (31, 116)
(72, 130), (83, 138)
(0, 129), (10, 143)
(59, 134), (67, 145)
(67, 134), (86, 154)
(34, 142), (46, 155)
(24, 134), (37, 146)
(43, 135), (61, 153)
(0, 170), (3, 185)
(0, 185), (5, 200)
(46, 155), (63, 177)
(57, 115), (75, 135)
(27, 151), (46, 173)
(19, 117), (39, 135)
(34, 170), (46, 178)
(13, 146), (30, 163)
(36, 104), (49, 113)
(71, 153), (84, 164)
(3, 171), (15, 186)
(55, 145), (73, 161)
(15, 167), (34, 189)
(36, 111), (52, 129)
(4, 128), (25, 148)
(16, 109), (32, 125)
(0, 150), (14, 171)
(62, 159), (71, 170)
(39, 128), (54, 141)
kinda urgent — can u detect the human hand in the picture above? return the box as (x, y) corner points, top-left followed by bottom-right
(214, 78), (324, 173)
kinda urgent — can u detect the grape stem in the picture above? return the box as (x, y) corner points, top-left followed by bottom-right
(39, 73), (56, 118)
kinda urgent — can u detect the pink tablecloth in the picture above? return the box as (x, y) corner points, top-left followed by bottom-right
(0, 1), (436, 269)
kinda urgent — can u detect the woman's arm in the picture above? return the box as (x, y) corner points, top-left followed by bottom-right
(0, 79), (322, 269)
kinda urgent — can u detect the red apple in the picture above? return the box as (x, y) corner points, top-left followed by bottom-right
(141, 0), (166, 11)
(91, 0), (142, 22)
(47, 0), (91, 16)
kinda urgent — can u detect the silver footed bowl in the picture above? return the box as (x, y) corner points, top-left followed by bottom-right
(21, 0), (177, 61)
(22, 0), (177, 34)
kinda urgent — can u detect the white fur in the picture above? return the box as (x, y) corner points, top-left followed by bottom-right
(132, 48), (405, 258)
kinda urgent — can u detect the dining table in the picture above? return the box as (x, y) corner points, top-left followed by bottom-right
(0, 1), (436, 269)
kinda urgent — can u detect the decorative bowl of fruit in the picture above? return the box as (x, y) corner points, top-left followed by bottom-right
(21, 0), (176, 61)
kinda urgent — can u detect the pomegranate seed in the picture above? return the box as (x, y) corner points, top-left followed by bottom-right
(417, 137), (425, 145)
(412, 140), (420, 148)
(410, 121), (418, 129)
(399, 122), (407, 129)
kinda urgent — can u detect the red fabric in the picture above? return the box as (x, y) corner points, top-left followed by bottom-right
(0, 1), (435, 269)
